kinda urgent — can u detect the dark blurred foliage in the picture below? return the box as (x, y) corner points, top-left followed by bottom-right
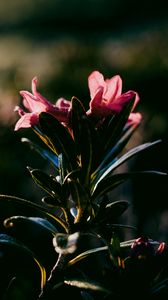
(0, 0), (168, 240)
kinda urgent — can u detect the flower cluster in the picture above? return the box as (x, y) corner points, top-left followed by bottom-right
(14, 70), (142, 131)
(0, 70), (167, 300)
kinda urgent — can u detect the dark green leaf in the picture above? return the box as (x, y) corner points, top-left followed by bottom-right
(0, 194), (68, 233)
(79, 116), (93, 186)
(70, 96), (87, 155)
(71, 97), (101, 184)
(93, 200), (129, 225)
(92, 139), (162, 187)
(21, 137), (59, 170)
(94, 123), (139, 174)
(150, 278), (168, 295)
(33, 126), (57, 155)
(64, 279), (110, 294)
(108, 232), (121, 266)
(102, 98), (136, 153)
(42, 196), (64, 207)
(0, 233), (46, 293)
(68, 245), (108, 266)
(69, 97), (93, 185)
(4, 216), (57, 235)
(4, 216), (59, 275)
(27, 167), (63, 201)
(91, 170), (167, 199)
(39, 112), (78, 172)
(67, 179), (92, 223)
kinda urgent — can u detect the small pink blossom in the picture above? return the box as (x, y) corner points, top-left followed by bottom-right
(87, 71), (141, 125)
(14, 77), (71, 131)
(156, 242), (166, 255)
(127, 112), (142, 126)
(131, 237), (155, 259)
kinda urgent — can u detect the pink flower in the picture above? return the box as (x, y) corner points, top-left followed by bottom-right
(131, 237), (155, 259)
(87, 71), (141, 125)
(14, 77), (71, 131)
(156, 242), (167, 255)
(127, 112), (142, 126)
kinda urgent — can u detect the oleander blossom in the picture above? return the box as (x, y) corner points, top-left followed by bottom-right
(131, 237), (167, 259)
(87, 70), (142, 125)
(14, 77), (71, 131)
(14, 71), (142, 131)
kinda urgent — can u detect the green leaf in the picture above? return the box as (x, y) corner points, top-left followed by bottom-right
(94, 123), (139, 174)
(63, 279), (110, 294)
(0, 194), (68, 233)
(21, 137), (59, 170)
(27, 167), (63, 202)
(68, 245), (108, 266)
(42, 196), (65, 208)
(33, 126), (57, 155)
(93, 200), (129, 225)
(101, 98), (136, 153)
(67, 179), (92, 223)
(4, 216), (59, 275)
(4, 216), (57, 235)
(91, 170), (167, 199)
(78, 116), (93, 186)
(39, 112), (78, 172)
(70, 96), (87, 155)
(92, 139), (162, 187)
(108, 232), (121, 266)
(2, 277), (35, 300)
(71, 97), (101, 184)
(0, 233), (46, 293)
(70, 105), (93, 185)
(150, 278), (168, 295)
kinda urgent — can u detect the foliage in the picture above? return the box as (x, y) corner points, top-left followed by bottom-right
(0, 71), (167, 299)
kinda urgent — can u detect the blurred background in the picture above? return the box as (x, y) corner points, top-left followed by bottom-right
(0, 0), (168, 240)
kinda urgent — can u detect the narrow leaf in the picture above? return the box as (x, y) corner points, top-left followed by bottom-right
(39, 112), (78, 172)
(21, 137), (59, 170)
(68, 246), (108, 266)
(64, 279), (110, 294)
(102, 98), (136, 153)
(92, 170), (167, 199)
(67, 179), (92, 223)
(94, 123), (139, 174)
(93, 200), (129, 225)
(27, 167), (63, 202)
(79, 116), (93, 186)
(4, 216), (57, 235)
(71, 97), (101, 184)
(70, 96), (87, 155)
(92, 139), (162, 187)
(0, 194), (68, 233)
(0, 233), (46, 291)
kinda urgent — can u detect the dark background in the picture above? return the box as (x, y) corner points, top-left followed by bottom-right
(0, 0), (168, 240)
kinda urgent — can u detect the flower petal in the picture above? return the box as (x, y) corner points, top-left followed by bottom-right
(14, 113), (38, 131)
(88, 71), (105, 99)
(87, 86), (104, 116)
(14, 106), (25, 116)
(111, 90), (140, 113)
(20, 91), (50, 113)
(104, 75), (122, 102)
(31, 76), (52, 105)
(56, 98), (71, 110)
(128, 112), (142, 125)
(31, 76), (38, 95)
